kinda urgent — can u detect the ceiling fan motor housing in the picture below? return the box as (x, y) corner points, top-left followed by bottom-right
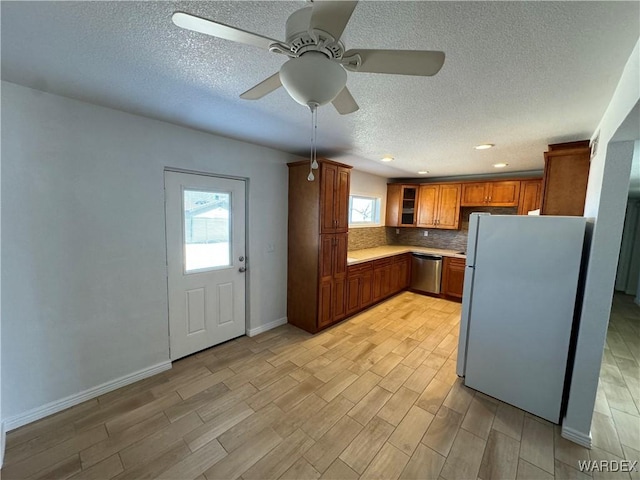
(284, 6), (344, 59)
(280, 51), (347, 106)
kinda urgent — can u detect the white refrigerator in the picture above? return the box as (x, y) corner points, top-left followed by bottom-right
(456, 213), (586, 423)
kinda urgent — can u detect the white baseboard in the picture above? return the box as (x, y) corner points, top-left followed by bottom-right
(562, 425), (592, 448)
(246, 317), (287, 337)
(4, 361), (172, 432)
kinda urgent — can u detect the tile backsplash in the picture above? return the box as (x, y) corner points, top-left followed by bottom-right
(386, 226), (469, 251)
(348, 207), (518, 252)
(386, 206), (517, 251)
(348, 226), (388, 250)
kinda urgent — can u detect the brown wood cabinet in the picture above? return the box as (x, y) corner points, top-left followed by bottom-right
(320, 162), (350, 233)
(386, 184), (419, 227)
(318, 233), (348, 328)
(346, 262), (374, 316)
(416, 184), (462, 229)
(461, 181), (521, 207)
(442, 256), (466, 301)
(347, 253), (411, 316)
(390, 254), (412, 293)
(541, 141), (590, 216)
(287, 159), (352, 333)
(518, 179), (542, 215)
(372, 257), (393, 302)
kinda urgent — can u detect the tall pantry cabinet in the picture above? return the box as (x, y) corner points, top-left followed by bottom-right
(287, 159), (352, 333)
(541, 141), (591, 216)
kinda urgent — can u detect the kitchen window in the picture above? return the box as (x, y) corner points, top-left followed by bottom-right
(349, 195), (381, 226)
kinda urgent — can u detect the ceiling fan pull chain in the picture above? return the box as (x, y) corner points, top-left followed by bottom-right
(312, 103), (318, 170)
(311, 105), (318, 170)
(307, 102), (319, 181)
(307, 103), (315, 181)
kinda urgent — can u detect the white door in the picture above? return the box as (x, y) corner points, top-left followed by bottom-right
(165, 171), (246, 360)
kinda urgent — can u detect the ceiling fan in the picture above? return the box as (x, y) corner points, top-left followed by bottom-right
(171, 1), (445, 115)
(172, 1), (444, 180)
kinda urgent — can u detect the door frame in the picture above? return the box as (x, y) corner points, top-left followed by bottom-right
(163, 167), (250, 359)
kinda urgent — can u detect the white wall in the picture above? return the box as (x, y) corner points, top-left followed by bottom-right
(1, 81), (294, 426)
(563, 39), (640, 445)
(349, 169), (389, 226)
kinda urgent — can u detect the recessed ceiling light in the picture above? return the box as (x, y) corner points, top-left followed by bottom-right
(417, 171), (429, 174)
(474, 144), (495, 150)
(493, 163), (508, 168)
(381, 155), (394, 162)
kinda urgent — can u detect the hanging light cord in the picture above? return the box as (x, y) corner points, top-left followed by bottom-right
(308, 102), (319, 181)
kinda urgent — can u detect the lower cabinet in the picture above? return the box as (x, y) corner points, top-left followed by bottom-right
(319, 276), (347, 328)
(442, 257), (466, 301)
(346, 253), (465, 316)
(346, 262), (374, 315)
(390, 253), (411, 292)
(347, 254), (412, 316)
(318, 233), (348, 329)
(372, 258), (393, 302)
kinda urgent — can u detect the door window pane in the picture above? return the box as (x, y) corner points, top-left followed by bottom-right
(183, 190), (230, 272)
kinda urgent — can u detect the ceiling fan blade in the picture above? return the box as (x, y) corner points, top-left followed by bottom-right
(332, 87), (359, 115)
(343, 49), (445, 76)
(172, 12), (280, 50)
(309, 1), (358, 41)
(240, 73), (282, 100)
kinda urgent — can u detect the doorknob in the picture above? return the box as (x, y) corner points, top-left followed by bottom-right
(239, 256), (245, 262)
(239, 267), (246, 273)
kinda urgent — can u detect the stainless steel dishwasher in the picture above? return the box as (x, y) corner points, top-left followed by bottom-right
(410, 254), (443, 294)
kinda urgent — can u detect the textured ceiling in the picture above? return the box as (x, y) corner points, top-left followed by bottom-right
(1, 1), (639, 179)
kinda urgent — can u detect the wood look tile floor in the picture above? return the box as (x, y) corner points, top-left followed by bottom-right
(3, 292), (639, 480)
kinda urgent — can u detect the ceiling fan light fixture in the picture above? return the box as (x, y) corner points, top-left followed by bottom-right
(280, 51), (347, 107)
(474, 143), (495, 150)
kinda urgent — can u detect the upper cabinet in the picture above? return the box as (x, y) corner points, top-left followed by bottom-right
(461, 181), (521, 207)
(518, 179), (542, 215)
(386, 184), (419, 227)
(320, 162), (350, 233)
(387, 178), (543, 228)
(416, 184), (462, 229)
(541, 141), (590, 216)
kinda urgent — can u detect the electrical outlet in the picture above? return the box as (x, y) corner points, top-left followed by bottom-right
(423, 231), (429, 237)
(395, 228), (399, 234)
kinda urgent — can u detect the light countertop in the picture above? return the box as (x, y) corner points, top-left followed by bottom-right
(347, 245), (466, 265)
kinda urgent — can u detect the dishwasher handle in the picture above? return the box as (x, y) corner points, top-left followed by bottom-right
(412, 254), (443, 261)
